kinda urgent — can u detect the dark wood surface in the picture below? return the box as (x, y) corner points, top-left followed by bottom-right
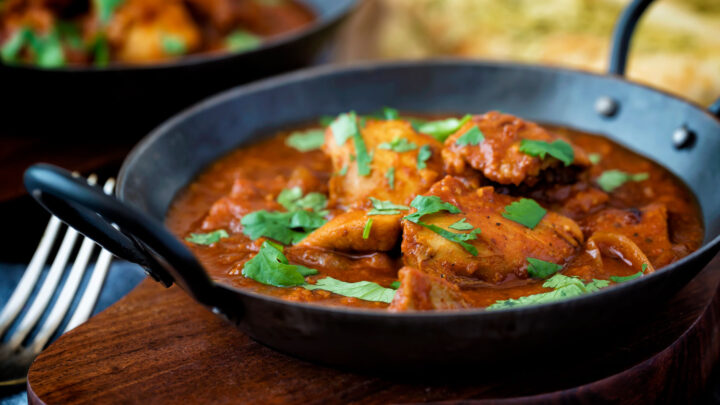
(25, 255), (720, 404)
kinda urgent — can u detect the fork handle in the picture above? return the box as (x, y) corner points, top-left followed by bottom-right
(24, 164), (220, 309)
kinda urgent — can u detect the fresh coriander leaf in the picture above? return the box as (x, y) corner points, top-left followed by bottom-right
(241, 210), (326, 245)
(330, 112), (357, 145)
(94, 0), (124, 24)
(385, 167), (395, 190)
(242, 241), (318, 287)
(277, 187), (327, 213)
(526, 257), (562, 278)
(225, 30), (261, 52)
(417, 114), (472, 142)
(455, 125), (485, 146)
(362, 218), (373, 239)
(354, 129), (372, 176)
(319, 115), (334, 127)
(596, 170), (649, 192)
(185, 229), (229, 245)
(390, 281), (401, 289)
(367, 197), (409, 216)
(285, 129), (325, 152)
(1, 27), (30, 63)
(610, 271), (643, 283)
(350, 153), (356, 162)
(302, 277), (396, 303)
(588, 153), (602, 165)
(22, 29), (66, 68)
(449, 218), (474, 231)
(383, 107), (399, 120)
(378, 137), (418, 152)
(91, 34), (110, 67)
(161, 34), (186, 56)
(501, 198), (547, 229)
(487, 274), (609, 309)
(403, 195), (461, 223)
(642, 263), (647, 272)
(418, 223), (481, 256)
(337, 164), (348, 176)
(416, 144), (432, 169)
(519, 139), (574, 166)
(56, 21), (84, 50)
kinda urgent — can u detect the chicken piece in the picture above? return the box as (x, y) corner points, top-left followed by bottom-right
(201, 178), (282, 232)
(558, 188), (609, 219)
(563, 232), (655, 281)
(106, 0), (201, 63)
(297, 210), (402, 252)
(402, 176), (583, 284)
(581, 203), (674, 267)
(325, 119), (443, 208)
(389, 267), (471, 311)
(442, 111), (590, 187)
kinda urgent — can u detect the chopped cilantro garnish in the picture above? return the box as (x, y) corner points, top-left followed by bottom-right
(242, 241), (318, 287)
(383, 107), (399, 120)
(385, 167), (395, 190)
(455, 125), (485, 146)
(94, 0), (124, 24)
(403, 195), (460, 223)
(241, 210), (326, 245)
(642, 263), (648, 272)
(418, 223), (481, 256)
(487, 274), (609, 309)
(354, 129), (372, 176)
(319, 115), (334, 127)
(1, 27), (31, 64)
(390, 281), (401, 289)
(185, 229), (229, 245)
(610, 271), (643, 283)
(588, 153), (602, 165)
(225, 30), (261, 52)
(501, 198), (547, 229)
(367, 197), (409, 216)
(302, 277), (396, 303)
(276, 187), (327, 213)
(416, 145), (432, 169)
(596, 170), (649, 192)
(91, 34), (110, 67)
(330, 112), (357, 145)
(519, 139), (574, 166)
(417, 114), (472, 142)
(448, 218), (473, 230)
(285, 129), (325, 152)
(161, 34), (186, 56)
(378, 137), (417, 152)
(362, 218), (373, 239)
(526, 258), (562, 279)
(56, 21), (83, 50)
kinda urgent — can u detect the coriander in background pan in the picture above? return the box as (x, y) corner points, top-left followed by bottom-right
(0, 0), (314, 68)
(167, 110), (703, 311)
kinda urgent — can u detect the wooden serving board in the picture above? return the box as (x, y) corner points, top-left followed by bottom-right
(27, 256), (720, 404)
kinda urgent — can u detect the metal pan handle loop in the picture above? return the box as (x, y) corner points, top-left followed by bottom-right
(24, 164), (220, 308)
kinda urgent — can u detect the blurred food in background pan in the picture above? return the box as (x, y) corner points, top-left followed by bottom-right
(338, 0), (720, 105)
(0, 0), (314, 67)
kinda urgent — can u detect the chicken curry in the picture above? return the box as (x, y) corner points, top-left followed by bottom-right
(0, 0), (313, 67)
(166, 111), (703, 311)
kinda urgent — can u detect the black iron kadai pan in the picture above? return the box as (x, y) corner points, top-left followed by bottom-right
(23, 0), (720, 369)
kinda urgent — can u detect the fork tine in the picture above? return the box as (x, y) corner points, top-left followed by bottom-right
(0, 216), (61, 337)
(64, 178), (116, 333)
(27, 236), (96, 353)
(4, 175), (98, 351)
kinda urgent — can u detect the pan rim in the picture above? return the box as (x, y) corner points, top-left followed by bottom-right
(118, 58), (720, 318)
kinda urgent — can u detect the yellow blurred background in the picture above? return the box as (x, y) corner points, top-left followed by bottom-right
(336, 0), (720, 106)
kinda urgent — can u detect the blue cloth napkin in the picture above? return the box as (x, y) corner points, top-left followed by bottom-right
(0, 260), (146, 404)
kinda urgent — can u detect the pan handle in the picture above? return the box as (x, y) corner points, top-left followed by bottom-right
(609, 0), (720, 118)
(24, 164), (221, 309)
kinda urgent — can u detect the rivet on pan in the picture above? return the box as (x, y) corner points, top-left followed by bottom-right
(672, 126), (695, 149)
(595, 97), (619, 117)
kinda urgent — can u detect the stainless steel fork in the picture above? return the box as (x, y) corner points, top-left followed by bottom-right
(0, 175), (115, 386)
